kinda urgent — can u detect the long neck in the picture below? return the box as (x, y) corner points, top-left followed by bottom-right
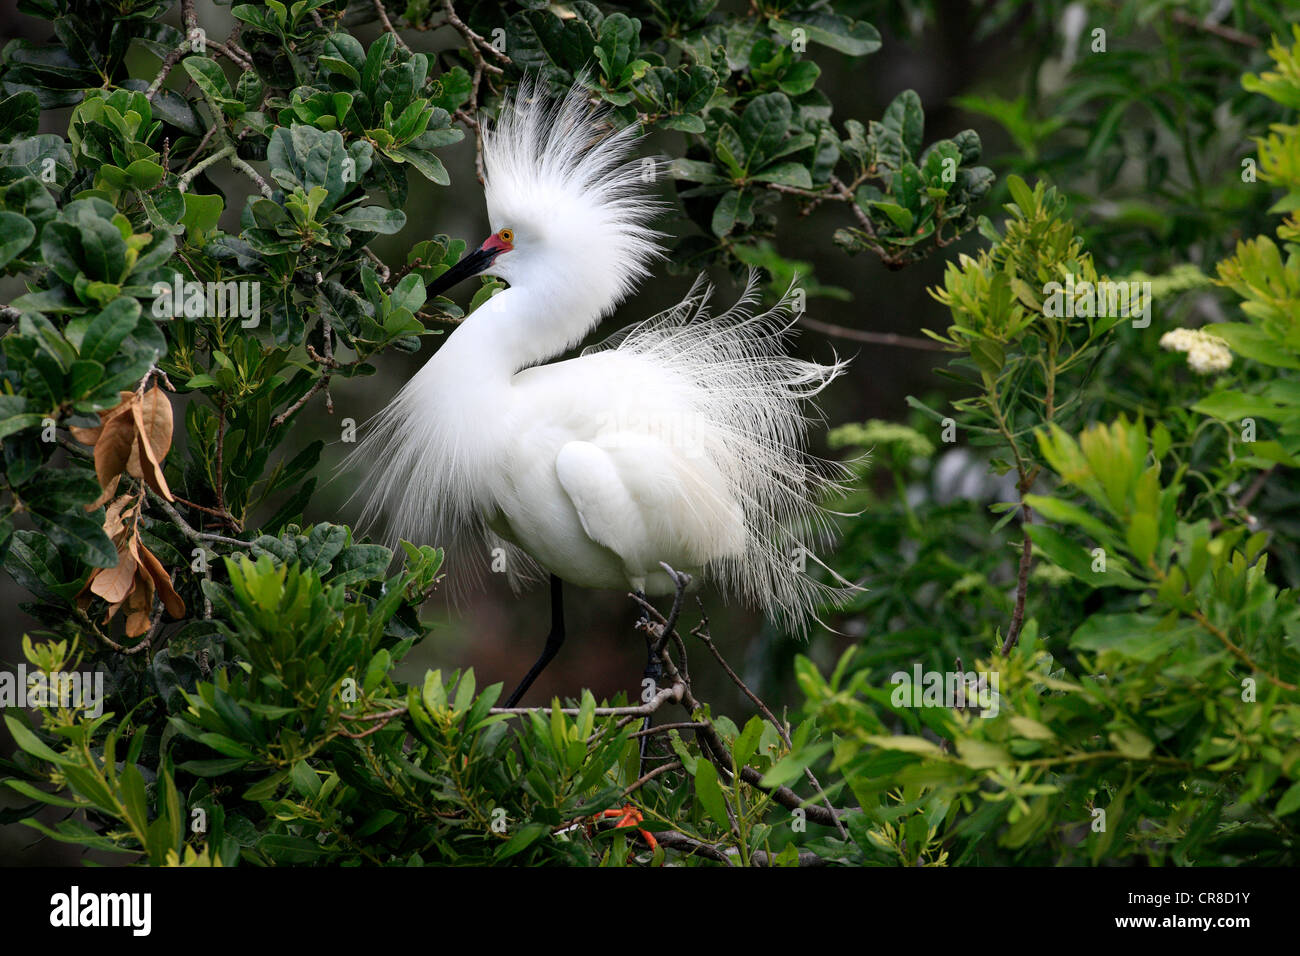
(431, 281), (605, 383)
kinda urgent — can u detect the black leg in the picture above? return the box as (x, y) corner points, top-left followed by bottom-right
(503, 575), (565, 707)
(638, 593), (662, 775)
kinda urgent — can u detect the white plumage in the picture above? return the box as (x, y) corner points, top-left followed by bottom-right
(353, 78), (852, 645)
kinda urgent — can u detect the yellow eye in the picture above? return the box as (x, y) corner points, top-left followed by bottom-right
(499, 228), (514, 244)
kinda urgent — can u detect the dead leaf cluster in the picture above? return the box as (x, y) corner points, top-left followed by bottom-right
(71, 385), (186, 637)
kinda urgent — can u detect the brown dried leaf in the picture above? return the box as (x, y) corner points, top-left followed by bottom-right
(125, 577), (153, 637)
(127, 385), (174, 478)
(87, 472), (122, 512)
(93, 405), (137, 490)
(68, 424), (103, 445)
(136, 542), (186, 619)
(103, 494), (135, 540)
(130, 399), (174, 501)
(90, 541), (137, 605)
(72, 390), (134, 447)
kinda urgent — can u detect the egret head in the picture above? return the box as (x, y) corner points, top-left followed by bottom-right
(427, 77), (663, 315)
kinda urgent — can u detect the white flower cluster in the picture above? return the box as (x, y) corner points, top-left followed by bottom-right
(1159, 327), (1233, 375)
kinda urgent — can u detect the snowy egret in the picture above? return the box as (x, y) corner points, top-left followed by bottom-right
(355, 79), (852, 706)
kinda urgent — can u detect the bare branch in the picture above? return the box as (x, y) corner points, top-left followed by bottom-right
(1001, 504), (1033, 654)
(147, 486), (252, 550)
(623, 759), (682, 797)
(373, 0), (412, 53)
(796, 314), (949, 352)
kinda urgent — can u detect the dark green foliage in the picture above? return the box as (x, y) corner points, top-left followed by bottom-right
(3, 0), (1298, 868)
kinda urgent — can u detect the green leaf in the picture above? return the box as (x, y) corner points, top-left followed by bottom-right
(389, 147), (449, 185)
(882, 90), (924, 161)
(178, 758), (250, 776)
(732, 716), (764, 769)
(494, 821), (550, 861)
(0, 211), (35, 268)
(1192, 390), (1286, 422)
(5, 778), (83, 808)
(182, 58), (242, 115)
(739, 93), (794, 170)
(336, 206), (406, 234)
(1126, 513), (1158, 565)
(118, 763), (149, 835)
(1109, 727), (1154, 759)
(1005, 174), (1035, 213)
(4, 715), (69, 765)
(125, 159), (166, 189)
(0, 91), (40, 142)
(955, 739), (1010, 769)
(290, 760), (321, 799)
(770, 12), (882, 56)
(258, 833), (330, 863)
(871, 200), (914, 232)
(751, 161), (812, 188)
(692, 760), (730, 830)
(355, 809), (401, 837)
(1026, 524), (1142, 589)
(181, 192), (224, 236)
(1275, 782), (1300, 817)
(1070, 613), (1189, 662)
(79, 297), (141, 365)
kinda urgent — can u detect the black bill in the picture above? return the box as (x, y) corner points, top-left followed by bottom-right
(426, 245), (499, 298)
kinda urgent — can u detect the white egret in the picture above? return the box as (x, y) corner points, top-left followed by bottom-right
(354, 78), (852, 707)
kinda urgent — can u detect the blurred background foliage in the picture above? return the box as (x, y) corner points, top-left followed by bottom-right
(0, 0), (1298, 865)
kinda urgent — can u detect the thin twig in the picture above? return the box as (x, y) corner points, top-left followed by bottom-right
(441, 0), (509, 67)
(692, 619), (848, 840)
(1001, 504), (1033, 654)
(177, 144), (234, 192)
(796, 314), (949, 352)
(147, 486), (251, 549)
(205, 37), (253, 70)
(230, 154), (274, 199)
(175, 121), (220, 176)
(214, 396), (227, 516)
(628, 721), (707, 739)
(1209, 465), (1275, 533)
(341, 706), (408, 722)
(443, 0), (509, 184)
(338, 705), (408, 738)
(272, 325), (334, 426)
(634, 598), (847, 828)
(1170, 8), (1260, 47)
(372, 0), (412, 53)
(650, 562), (689, 656)
(146, 39), (192, 101)
(92, 626), (154, 656)
(623, 759), (682, 796)
(189, 75), (275, 200)
(362, 247), (391, 284)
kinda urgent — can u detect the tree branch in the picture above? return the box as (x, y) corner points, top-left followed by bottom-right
(1001, 503), (1033, 655)
(796, 314), (949, 352)
(373, 0), (412, 53)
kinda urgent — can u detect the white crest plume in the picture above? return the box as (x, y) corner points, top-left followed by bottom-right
(482, 75), (665, 335)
